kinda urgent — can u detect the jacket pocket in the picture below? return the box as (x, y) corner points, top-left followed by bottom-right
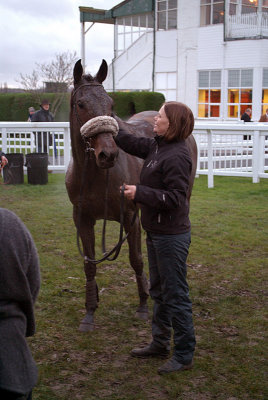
(157, 212), (172, 225)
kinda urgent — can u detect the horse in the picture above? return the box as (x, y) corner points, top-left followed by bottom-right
(65, 59), (197, 332)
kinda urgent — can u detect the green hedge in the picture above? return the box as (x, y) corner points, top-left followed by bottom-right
(0, 91), (165, 122)
(0, 93), (64, 122)
(108, 91), (165, 119)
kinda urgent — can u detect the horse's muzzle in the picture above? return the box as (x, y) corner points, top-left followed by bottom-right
(96, 148), (119, 169)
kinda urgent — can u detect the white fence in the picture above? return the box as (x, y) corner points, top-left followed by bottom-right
(194, 121), (268, 187)
(0, 121), (267, 188)
(0, 122), (70, 172)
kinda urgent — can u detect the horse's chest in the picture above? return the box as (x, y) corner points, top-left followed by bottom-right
(82, 188), (121, 221)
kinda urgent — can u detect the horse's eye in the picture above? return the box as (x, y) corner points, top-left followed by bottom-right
(77, 101), (84, 109)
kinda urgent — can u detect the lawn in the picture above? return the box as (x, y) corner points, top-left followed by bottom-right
(0, 174), (267, 400)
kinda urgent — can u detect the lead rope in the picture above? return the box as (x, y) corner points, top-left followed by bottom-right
(76, 142), (137, 265)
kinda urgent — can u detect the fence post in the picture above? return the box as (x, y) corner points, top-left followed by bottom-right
(207, 129), (214, 188)
(258, 134), (265, 176)
(64, 126), (71, 171)
(2, 127), (7, 153)
(252, 130), (260, 183)
(195, 134), (200, 177)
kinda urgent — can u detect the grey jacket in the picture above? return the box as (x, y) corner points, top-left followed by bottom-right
(31, 107), (54, 122)
(0, 208), (40, 395)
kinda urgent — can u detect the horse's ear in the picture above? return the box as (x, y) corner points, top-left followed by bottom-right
(95, 59), (108, 84)
(73, 59), (83, 84)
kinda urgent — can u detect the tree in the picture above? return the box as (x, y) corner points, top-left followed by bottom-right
(17, 51), (77, 117)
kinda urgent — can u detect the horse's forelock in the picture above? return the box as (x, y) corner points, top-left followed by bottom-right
(84, 74), (94, 83)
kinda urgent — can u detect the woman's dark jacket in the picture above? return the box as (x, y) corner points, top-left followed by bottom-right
(115, 129), (192, 234)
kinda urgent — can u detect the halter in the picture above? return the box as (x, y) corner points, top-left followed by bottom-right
(71, 82), (103, 128)
(72, 82), (103, 100)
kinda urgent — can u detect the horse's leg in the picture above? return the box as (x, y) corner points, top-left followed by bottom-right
(73, 206), (98, 332)
(124, 213), (149, 321)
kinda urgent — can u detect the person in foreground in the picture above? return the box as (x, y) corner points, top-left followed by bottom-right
(114, 101), (196, 375)
(0, 208), (40, 399)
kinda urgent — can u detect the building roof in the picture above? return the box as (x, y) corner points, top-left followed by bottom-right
(79, 0), (154, 24)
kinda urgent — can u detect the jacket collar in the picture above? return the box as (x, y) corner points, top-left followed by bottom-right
(154, 135), (166, 146)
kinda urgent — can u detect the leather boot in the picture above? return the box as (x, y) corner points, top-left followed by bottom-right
(158, 358), (193, 374)
(131, 343), (169, 359)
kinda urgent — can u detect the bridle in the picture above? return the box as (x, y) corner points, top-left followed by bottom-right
(72, 83), (137, 264)
(72, 82), (103, 129)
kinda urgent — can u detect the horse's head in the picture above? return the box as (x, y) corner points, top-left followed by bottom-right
(71, 59), (118, 169)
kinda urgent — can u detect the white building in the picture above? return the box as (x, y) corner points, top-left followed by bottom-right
(80, 0), (268, 121)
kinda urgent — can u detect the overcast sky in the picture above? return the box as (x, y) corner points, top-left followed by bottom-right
(0, 0), (120, 88)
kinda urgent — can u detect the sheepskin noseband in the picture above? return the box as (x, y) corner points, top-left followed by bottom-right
(80, 116), (119, 139)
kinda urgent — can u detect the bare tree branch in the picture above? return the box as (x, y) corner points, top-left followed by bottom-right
(17, 51), (78, 117)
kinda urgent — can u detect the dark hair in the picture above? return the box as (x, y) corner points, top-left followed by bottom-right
(163, 101), (194, 142)
(41, 99), (50, 106)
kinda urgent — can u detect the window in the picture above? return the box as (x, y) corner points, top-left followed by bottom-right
(155, 72), (177, 101)
(227, 69), (253, 118)
(198, 71), (221, 118)
(242, 0), (258, 14)
(227, 0), (267, 16)
(116, 13), (154, 56)
(262, 68), (268, 114)
(263, 0), (268, 13)
(200, 0), (224, 26)
(157, 0), (177, 30)
(229, 0), (238, 15)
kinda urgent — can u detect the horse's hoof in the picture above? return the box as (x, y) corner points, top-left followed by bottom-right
(135, 311), (149, 321)
(78, 322), (94, 332)
(78, 313), (94, 332)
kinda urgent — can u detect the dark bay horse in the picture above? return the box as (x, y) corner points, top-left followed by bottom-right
(65, 59), (197, 332)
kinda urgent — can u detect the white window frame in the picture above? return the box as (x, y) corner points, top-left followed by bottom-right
(157, 0), (178, 31)
(200, 0), (224, 26)
(227, 69), (253, 119)
(262, 68), (268, 115)
(198, 70), (222, 119)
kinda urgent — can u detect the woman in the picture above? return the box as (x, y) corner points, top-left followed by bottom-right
(115, 101), (196, 375)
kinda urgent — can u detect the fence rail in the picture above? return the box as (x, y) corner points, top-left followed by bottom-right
(193, 121), (268, 187)
(0, 122), (70, 172)
(0, 121), (267, 188)
(227, 12), (268, 39)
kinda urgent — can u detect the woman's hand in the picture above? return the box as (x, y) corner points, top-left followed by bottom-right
(120, 184), (136, 200)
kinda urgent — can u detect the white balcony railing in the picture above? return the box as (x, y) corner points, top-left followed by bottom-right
(0, 121), (267, 188)
(226, 12), (268, 39)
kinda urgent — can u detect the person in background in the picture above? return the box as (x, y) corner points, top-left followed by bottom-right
(27, 107), (35, 122)
(31, 99), (54, 153)
(259, 108), (268, 122)
(241, 108), (252, 122)
(114, 101), (196, 375)
(259, 108), (268, 139)
(0, 208), (40, 400)
(241, 108), (252, 140)
(0, 151), (8, 169)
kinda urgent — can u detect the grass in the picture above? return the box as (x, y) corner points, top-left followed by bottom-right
(0, 174), (267, 400)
